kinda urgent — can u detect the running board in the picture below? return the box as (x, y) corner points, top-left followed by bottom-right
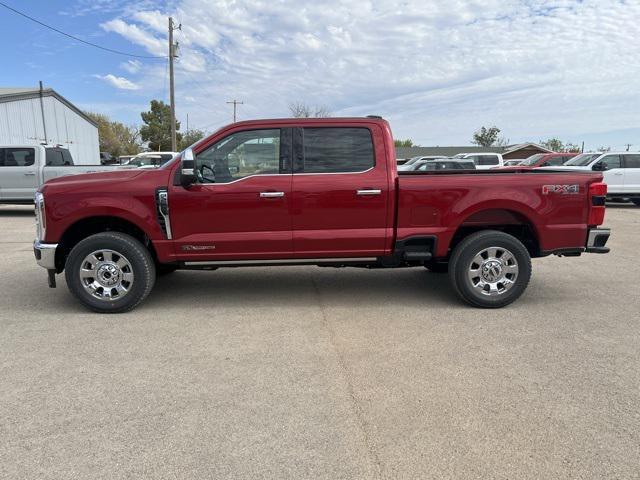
(182, 257), (377, 267)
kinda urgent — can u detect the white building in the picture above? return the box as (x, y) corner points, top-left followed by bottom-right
(0, 86), (99, 165)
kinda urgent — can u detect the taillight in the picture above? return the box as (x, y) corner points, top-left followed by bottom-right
(588, 182), (607, 226)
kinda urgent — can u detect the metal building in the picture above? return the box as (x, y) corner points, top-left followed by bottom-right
(0, 86), (99, 165)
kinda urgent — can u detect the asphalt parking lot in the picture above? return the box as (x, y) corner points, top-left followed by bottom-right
(1, 204), (639, 479)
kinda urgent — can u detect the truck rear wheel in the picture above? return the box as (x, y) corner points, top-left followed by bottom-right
(65, 232), (156, 313)
(448, 230), (531, 308)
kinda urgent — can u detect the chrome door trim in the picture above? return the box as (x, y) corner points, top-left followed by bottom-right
(356, 189), (382, 196)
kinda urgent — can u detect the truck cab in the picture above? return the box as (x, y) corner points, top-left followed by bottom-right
(0, 145), (133, 204)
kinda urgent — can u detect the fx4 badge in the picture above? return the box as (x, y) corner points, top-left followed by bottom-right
(542, 184), (579, 195)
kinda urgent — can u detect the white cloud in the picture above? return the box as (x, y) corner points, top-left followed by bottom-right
(98, 0), (640, 148)
(100, 18), (165, 57)
(121, 59), (142, 74)
(94, 74), (141, 90)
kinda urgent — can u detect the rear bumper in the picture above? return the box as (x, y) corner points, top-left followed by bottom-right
(33, 240), (58, 270)
(585, 228), (610, 254)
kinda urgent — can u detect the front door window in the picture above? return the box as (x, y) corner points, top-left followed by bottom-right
(195, 129), (281, 183)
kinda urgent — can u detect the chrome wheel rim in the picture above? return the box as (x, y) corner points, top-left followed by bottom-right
(467, 246), (519, 296)
(79, 249), (134, 301)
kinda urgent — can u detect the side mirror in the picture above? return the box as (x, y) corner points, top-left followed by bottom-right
(592, 162), (605, 171)
(180, 148), (197, 187)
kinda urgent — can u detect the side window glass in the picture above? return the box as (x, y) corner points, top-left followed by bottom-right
(195, 129), (280, 184)
(46, 149), (65, 166)
(302, 127), (374, 173)
(601, 155), (621, 170)
(61, 150), (73, 165)
(4, 148), (35, 167)
(623, 154), (640, 169)
(549, 156), (564, 166)
(475, 155), (498, 166)
(0, 148), (4, 166)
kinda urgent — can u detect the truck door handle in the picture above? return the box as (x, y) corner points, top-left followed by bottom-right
(356, 189), (382, 196)
(612, 172), (623, 176)
(260, 191), (285, 198)
(24, 172), (36, 176)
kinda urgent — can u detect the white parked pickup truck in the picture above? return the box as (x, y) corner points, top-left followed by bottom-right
(0, 145), (133, 204)
(538, 152), (640, 205)
(452, 152), (504, 170)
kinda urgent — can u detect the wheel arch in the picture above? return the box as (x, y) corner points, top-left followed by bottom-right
(448, 206), (541, 258)
(55, 215), (158, 272)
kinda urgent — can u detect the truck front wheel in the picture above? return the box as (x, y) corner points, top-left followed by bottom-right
(65, 232), (156, 313)
(448, 230), (531, 308)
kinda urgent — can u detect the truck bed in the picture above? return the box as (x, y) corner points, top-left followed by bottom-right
(396, 169), (603, 257)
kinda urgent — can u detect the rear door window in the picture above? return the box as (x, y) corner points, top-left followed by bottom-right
(301, 127), (374, 173)
(45, 149), (66, 166)
(61, 150), (73, 165)
(623, 154), (640, 168)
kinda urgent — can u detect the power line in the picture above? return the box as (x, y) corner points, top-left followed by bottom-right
(0, 1), (166, 59)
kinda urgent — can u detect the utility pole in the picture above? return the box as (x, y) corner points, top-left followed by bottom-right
(226, 99), (244, 122)
(168, 17), (180, 152)
(581, 141), (584, 153)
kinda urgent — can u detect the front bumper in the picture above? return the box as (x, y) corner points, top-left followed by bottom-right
(585, 228), (610, 254)
(33, 240), (58, 270)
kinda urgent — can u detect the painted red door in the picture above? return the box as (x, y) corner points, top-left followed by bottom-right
(291, 125), (390, 258)
(169, 128), (293, 260)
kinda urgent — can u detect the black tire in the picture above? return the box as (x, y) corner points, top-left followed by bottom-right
(632, 199), (640, 207)
(448, 230), (531, 308)
(65, 232), (156, 313)
(424, 261), (449, 273)
(157, 264), (178, 276)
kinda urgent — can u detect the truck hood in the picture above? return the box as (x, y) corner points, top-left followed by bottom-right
(39, 168), (171, 197)
(43, 169), (146, 187)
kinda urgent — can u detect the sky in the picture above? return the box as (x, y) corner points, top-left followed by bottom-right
(1, 0), (639, 150)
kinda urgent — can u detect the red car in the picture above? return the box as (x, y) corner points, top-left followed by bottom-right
(34, 117), (610, 312)
(513, 152), (578, 168)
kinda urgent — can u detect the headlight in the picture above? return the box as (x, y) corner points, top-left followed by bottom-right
(35, 192), (46, 240)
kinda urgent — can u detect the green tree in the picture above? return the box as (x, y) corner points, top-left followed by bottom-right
(140, 100), (182, 151)
(85, 112), (140, 157)
(179, 129), (206, 150)
(540, 138), (582, 153)
(394, 139), (415, 148)
(472, 126), (508, 147)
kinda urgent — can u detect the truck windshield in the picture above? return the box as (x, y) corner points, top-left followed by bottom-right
(564, 153), (601, 166)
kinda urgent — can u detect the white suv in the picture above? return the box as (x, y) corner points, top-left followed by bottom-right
(453, 153), (504, 170)
(540, 152), (640, 205)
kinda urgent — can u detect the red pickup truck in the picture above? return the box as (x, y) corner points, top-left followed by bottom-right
(33, 117), (610, 313)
